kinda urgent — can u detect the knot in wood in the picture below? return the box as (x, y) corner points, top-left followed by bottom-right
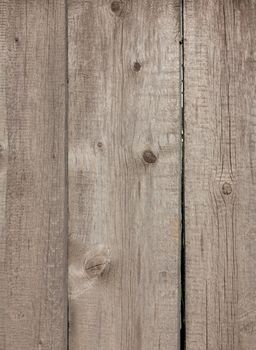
(143, 150), (157, 164)
(133, 61), (141, 72)
(222, 182), (232, 195)
(83, 246), (110, 279)
(111, 1), (121, 13)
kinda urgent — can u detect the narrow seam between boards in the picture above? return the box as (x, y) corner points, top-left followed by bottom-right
(64, 0), (70, 349)
(179, 0), (186, 349)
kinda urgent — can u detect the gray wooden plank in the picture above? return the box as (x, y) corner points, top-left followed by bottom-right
(0, 1), (67, 348)
(68, 0), (181, 349)
(185, 1), (256, 349)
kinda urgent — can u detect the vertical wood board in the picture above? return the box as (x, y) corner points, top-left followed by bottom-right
(68, 0), (181, 349)
(185, 1), (256, 349)
(0, 1), (67, 349)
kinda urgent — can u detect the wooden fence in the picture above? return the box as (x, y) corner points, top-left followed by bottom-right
(1, 1), (256, 349)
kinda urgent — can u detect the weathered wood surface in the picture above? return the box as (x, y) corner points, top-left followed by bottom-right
(185, 1), (256, 349)
(68, 0), (181, 349)
(0, 1), (67, 349)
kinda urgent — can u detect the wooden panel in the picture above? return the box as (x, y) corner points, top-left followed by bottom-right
(68, 0), (180, 349)
(185, 1), (256, 349)
(0, 1), (67, 349)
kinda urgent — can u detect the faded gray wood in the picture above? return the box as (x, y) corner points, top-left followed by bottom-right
(68, 0), (181, 349)
(185, 1), (256, 349)
(0, 1), (67, 349)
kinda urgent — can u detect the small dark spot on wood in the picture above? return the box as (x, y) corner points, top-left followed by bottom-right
(143, 150), (157, 164)
(111, 1), (121, 12)
(15, 37), (19, 43)
(18, 311), (25, 319)
(222, 182), (232, 195)
(159, 271), (168, 283)
(133, 61), (141, 72)
(97, 141), (103, 148)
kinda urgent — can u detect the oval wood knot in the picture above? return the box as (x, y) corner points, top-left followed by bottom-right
(143, 150), (157, 164)
(68, 242), (110, 299)
(84, 247), (110, 278)
(222, 182), (232, 195)
(111, 1), (122, 13)
(133, 61), (141, 72)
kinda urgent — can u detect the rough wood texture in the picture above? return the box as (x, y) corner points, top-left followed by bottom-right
(185, 1), (256, 349)
(0, 1), (67, 349)
(68, 0), (181, 349)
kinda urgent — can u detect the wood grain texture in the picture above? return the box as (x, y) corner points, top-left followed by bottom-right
(68, 0), (181, 349)
(0, 1), (67, 349)
(185, 1), (256, 349)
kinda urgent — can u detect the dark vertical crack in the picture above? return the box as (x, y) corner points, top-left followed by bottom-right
(180, 0), (185, 349)
(64, 0), (69, 349)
